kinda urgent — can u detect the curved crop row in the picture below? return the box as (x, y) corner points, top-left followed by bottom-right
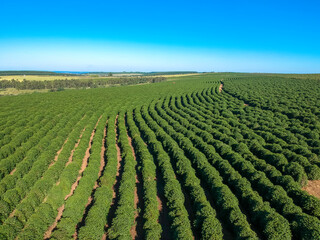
(126, 112), (162, 239)
(77, 115), (118, 240)
(142, 103), (258, 239)
(14, 113), (102, 240)
(134, 108), (194, 239)
(107, 114), (136, 239)
(51, 114), (106, 239)
(0, 110), (83, 226)
(191, 86), (320, 217)
(0, 113), (88, 227)
(170, 89), (320, 238)
(158, 96), (292, 239)
(138, 106), (223, 239)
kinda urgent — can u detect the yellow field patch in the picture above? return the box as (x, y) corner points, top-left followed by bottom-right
(0, 88), (49, 96)
(153, 73), (200, 78)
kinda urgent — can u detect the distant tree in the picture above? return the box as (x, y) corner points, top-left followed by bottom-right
(108, 72), (113, 76)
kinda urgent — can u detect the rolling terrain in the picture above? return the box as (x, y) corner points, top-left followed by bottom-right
(0, 73), (320, 239)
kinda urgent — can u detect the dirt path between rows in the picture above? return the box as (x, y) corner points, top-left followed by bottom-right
(9, 168), (16, 175)
(64, 122), (99, 200)
(103, 115), (123, 240)
(9, 133), (69, 177)
(44, 116), (101, 239)
(66, 127), (86, 167)
(53, 127), (86, 188)
(303, 180), (320, 199)
(44, 205), (65, 239)
(8, 137), (70, 218)
(125, 117), (143, 240)
(73, 120), (108, 239)
(47, 138), (69, 170)
(48, 114), (87, 170)
(219, 84), (223, 93)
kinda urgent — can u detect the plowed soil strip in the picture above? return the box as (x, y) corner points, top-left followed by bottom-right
(49, 137), (69, 168)
(9, 137), (70, 218)
(126, 116), (143, 240)
(303, 180), (320, 199)
(103, 115), (123, 240)
(44, 116), (101, 239)
(47, 114), (86, 170)
(10, 135), (69, 176)
(73, 120), (108, 239)
(219, 84), (223, 93)
(65, 116), (101, 200)
(66, 127), (86, 167)
(9, 209), (16, 218)
(44, 205), (65, 239)
(9, 168), (16, 175)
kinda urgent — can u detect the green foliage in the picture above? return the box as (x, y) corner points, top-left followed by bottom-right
(0, 76), (166, 90)
(1, 73), (320, 238)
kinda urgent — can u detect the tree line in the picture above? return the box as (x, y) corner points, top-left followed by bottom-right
(0, 77), (166, 90)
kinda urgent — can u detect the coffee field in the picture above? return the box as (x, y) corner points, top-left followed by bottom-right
(0, 73), (320, 240)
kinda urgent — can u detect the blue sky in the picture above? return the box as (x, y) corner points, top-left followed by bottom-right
(0, 0), (319, 72)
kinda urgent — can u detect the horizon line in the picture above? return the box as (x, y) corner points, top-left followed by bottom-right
(0, 70), (320, 74)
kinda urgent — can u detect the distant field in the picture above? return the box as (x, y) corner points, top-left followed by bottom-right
(0, 73), (201, 96)
(111, 73), (143, 77)
(0, 75), (88, 81)
(156, 73), (201, 79)
(0, 88), (49, 95)
(276, 73), (320, 80)
(0, 73), (199, 81)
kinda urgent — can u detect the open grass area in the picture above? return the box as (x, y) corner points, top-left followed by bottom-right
(0, 72), (201, 82)
(0, 75), (89, 81)
(0, 88), (50, 96)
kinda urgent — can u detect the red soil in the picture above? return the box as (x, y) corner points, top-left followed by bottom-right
(9, 168), (16, 175)
(44, 116), (101, 239)
(65, 117), (101, 200)
(126, 131), (140, 239)
(44, 205), (65, 239)
(66, 127), (86, 167)
(303, 180), (320, 199)
(9, 137), (70, 218)
(9, 209), (16, 218)
(157, 196), (162, 212)
(48, 137), (69, 169)
(219, 84), (223, 93)
(73, 120), (108, 239)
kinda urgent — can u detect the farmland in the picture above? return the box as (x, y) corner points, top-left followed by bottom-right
(0, 71), (200, 96)
(0, 73), (320, 239)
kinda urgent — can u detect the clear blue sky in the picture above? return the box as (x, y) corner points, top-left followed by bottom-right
(0, 0), (319, 72)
